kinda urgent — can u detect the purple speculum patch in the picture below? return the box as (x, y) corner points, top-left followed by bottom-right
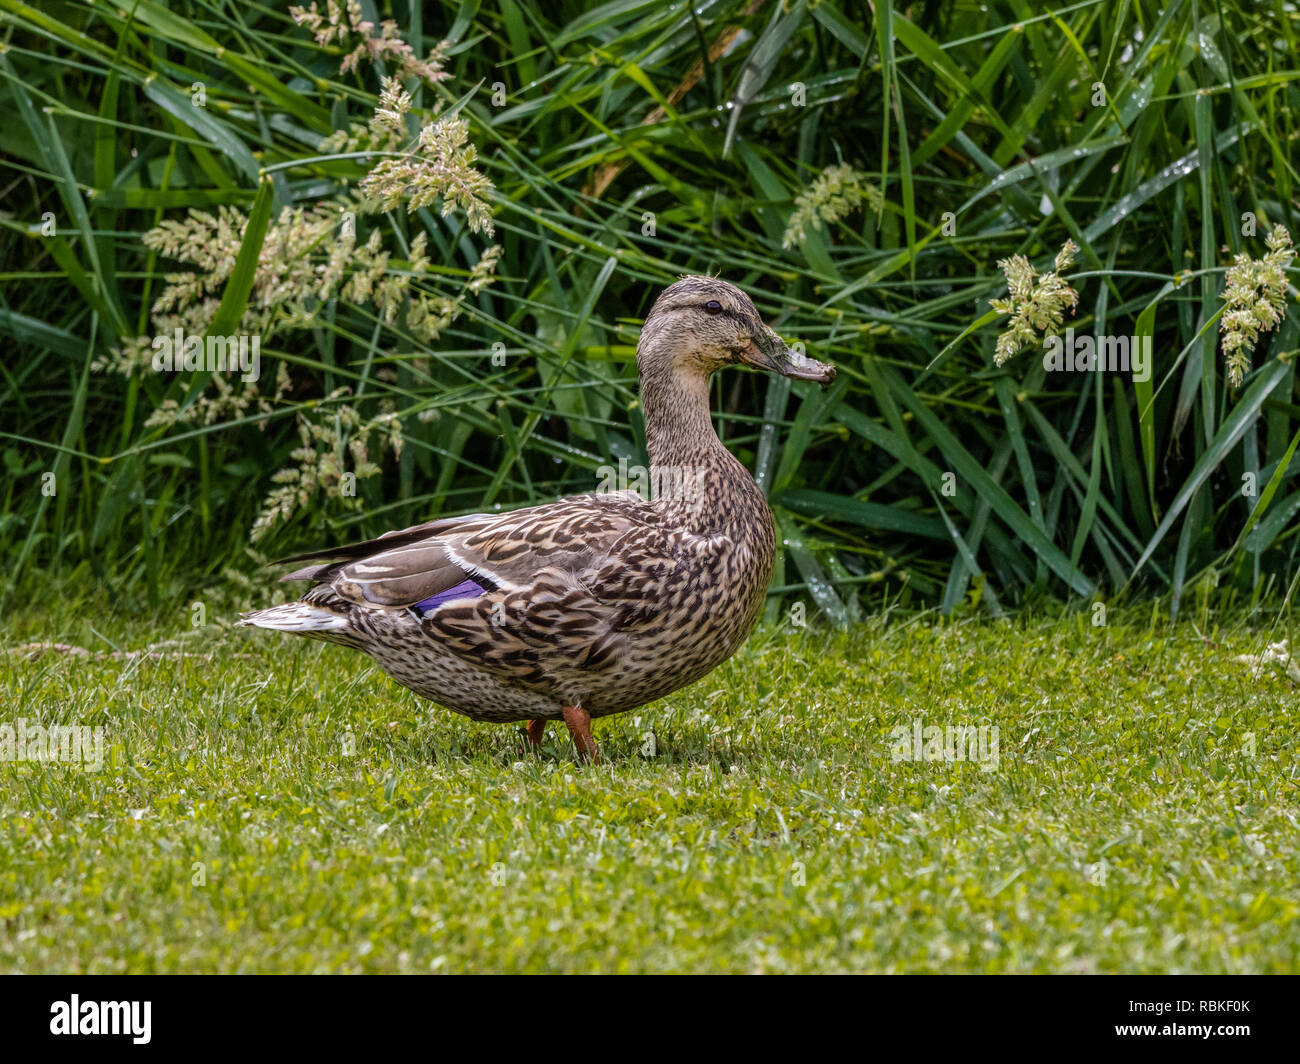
(412, 578), (485, 615)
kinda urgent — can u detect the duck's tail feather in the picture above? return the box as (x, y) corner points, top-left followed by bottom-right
(239, 602), (350, 633)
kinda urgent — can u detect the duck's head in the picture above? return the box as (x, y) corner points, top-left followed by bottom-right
(637, 276), (836, 388)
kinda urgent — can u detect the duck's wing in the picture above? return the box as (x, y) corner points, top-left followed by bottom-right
(279, 492), (732, 694)
(277, 491), (653, 607)
(275, 509), (504, 605)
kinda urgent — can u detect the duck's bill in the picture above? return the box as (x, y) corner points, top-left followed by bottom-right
(742, 329), (836, 386)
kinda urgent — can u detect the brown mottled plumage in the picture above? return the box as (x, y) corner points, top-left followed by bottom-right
(240, 277), (835, 761)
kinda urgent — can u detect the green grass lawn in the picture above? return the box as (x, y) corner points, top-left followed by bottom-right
(1, 606), (1297, 973)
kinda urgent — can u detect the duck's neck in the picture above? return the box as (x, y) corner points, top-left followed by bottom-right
(641, 365), (720, 467)
(640, 364), (766, 533)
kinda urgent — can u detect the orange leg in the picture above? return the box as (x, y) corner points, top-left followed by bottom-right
(562, 705), (599, 764)
(525, 718), (547, 750)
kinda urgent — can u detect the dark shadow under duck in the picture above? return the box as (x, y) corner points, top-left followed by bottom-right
(241, 276), (835, 762)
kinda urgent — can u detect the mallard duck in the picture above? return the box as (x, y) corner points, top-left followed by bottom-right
(241, 277), (835, 761)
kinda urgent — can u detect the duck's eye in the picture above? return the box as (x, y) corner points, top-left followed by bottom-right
(703, 300), (723, 314)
